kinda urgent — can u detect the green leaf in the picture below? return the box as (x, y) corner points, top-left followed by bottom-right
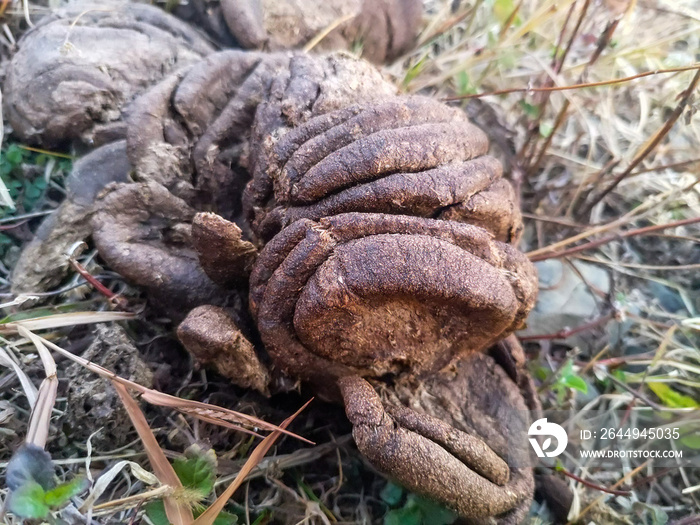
(519, 100), (540, 119)
(24, 180), (43, 200)
(8, 481), (50, 519)
(539, 122), (554, 138)
(613, 369), (627, 382)
(173, 445), (217, 497)
(648, 382), (699, 409)
(631, 502), (668, 525)
(680, 434), (700, 450)
(383, 494), (456, 525)
(5, 178), (22, 190)
(384, 505), (422, 525)
(455, 72), (477, 96)
(380, 482), (404, 506)
(145, 500), (170, 525)
(250, 509), (271, 525)
(561, 374), (588, 393)
(145, 446), (231, 524)
(44, 477), (90, 507)
(211, 510), (238, 525)
(556, 359), (588, 394)
(5, 144), (25, 166)
(403, 56), (428, 87)
(556, 360), (588, 393)
(534, 366), (549, 382)
(413, 496), (457, 525)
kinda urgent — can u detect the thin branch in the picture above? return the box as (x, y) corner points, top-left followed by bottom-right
(303, 13), (355, 52)
(554, 467), (631, 496)
(69, 257), (129, 309)
(519, 312), (615, 341)
(417, 7), (474, 46)
(529, 17), (620, 182)
(519, 0), (591, 171)
(581, 67), (700, 215)
(521, 212), (587, 228)
(628, 157), (700, 176)
(529, 216), (700, 262)
(442, 63), (700, 101)
(575, 461), (650, 521)
(498, 0), (523, 39)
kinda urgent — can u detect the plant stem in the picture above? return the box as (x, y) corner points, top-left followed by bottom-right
(443, 63), (700, 101)
(529, 216), (700, 262)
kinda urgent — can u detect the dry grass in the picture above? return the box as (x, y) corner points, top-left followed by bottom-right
(0, 0), (698, 524)
(395, 0), (700, 522)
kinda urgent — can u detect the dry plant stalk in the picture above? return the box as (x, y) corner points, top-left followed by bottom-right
(1, 313), (310, 441)
(2, 314), (313, 524)
(192, 399), (312, 525)
(16, 326), (57, 449)
(529, 215), (700, 262)
(112, 381), (194, 525)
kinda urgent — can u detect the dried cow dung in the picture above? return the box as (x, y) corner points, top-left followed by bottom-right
(248, 213), (537, 395)
(246, 95), (524, 243)
(10, 141), (131, 293)
(3, 2), (214, 148)
(9, 41), (543, 522)
(174, 0), (422, 63)
(3, 0), (422, 149)
(123, 52), (396, 207)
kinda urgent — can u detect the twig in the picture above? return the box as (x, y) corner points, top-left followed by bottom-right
(498, 0), (523, 39)
(533, 16), (621, 186)
(18, 145), (74, 159)
(550, 1), (579, 73)
(303, 13), (355, 52)
(518, 0), (591, 171)
(580, 67), (700, 215)
(574, 461), (650, 521)
(602, 371), (694, 414)
(442, 63), (700, 101)
(519, 312), (615, 341)
(566, 158), (620, 216)
(521, 212), (587, 228)
(69, 257), (129, 310)
(628, 157), (700, 176)
(0, 209), (55, 224)
(527, 178), (697, 258)
(554, 467), (631, 496)
(417, 7), (474, 46)
(575, 254), (700, 272)
(21, 0), (32, 27)
(92, 486), (172, 515)
(529, 216), (700, 262)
